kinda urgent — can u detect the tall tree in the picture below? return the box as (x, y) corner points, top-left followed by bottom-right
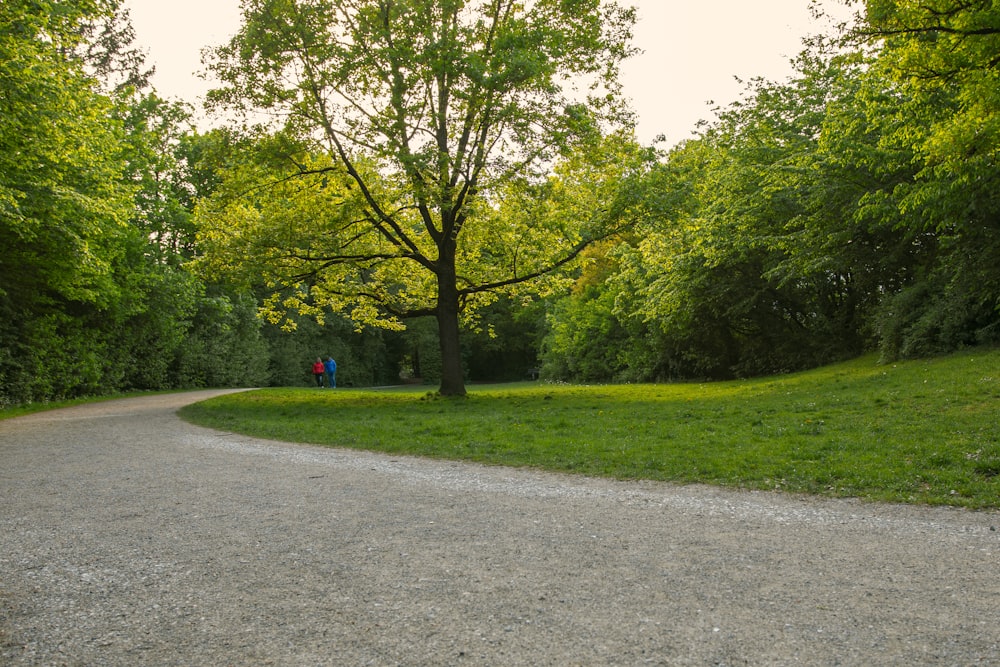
(0, 0), (130, 311)
(0, 0), (274, 403)
(859, 0), (1000, 173)
(202, 0), (639, 395)
(0, 0), (137, 401)
(858, 0), (1000, 356)
(120, 94), (200, 264)
(541, 43), (934, 381)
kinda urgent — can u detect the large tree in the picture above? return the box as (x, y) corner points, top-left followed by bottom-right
(0, 0), (138, 401)
(202, 0), (640, 395)
(858, 0), (1000, 356)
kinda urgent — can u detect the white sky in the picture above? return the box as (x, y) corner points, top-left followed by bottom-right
(123, 0), (851, 147)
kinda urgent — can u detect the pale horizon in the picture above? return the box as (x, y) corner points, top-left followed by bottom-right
(123, 0), (852, 147)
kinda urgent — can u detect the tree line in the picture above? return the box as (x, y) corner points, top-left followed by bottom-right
(544, 1), (1000, 380)
(2, 0), (997, 405)
(0, 0), (428, 405)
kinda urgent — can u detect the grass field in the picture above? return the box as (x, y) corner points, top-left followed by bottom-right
(179, 348), (1000, 508)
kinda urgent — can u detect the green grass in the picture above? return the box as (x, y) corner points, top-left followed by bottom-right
(178, 348), (1000, 509)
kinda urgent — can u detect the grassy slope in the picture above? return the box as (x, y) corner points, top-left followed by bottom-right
(180, 348), (1000, 508)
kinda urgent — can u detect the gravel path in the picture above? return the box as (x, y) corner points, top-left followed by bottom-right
(1, 390), (998, 666)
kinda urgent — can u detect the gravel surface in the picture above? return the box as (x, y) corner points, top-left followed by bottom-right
(1, 390), (998, 666)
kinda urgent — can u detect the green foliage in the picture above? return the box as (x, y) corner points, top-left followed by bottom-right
(0, 0), (132, 311)
(181, 347), (1000, 509)
(862, 0), (1000, 164)
(0, 0), (135, 404)
(542, 15), (1000, 381)
(118, 93), (201, 263)
(541, 283), (631, 381)
(111, 254), (201, 390)
(6, 0), (1000, 407)
(201, 0), (642, 394)
(876, 270), (1000, 360)
(857, 0), (1000, 360)
(259, 306), (408, 388)
(172, 287), (270, 389)
(463, 295), (547, 382)
(544, 49), (886, 381)
(0, 2), (296, 405)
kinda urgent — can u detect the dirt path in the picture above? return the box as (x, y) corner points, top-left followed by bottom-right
(1, 391), (998, 666)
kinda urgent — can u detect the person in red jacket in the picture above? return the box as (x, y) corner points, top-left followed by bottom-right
(312, 357), (325, 387)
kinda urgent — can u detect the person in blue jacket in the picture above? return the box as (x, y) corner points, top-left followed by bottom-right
(324, 356), (337, 388)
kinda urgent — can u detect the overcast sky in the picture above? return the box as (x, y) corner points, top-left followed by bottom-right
(123, 0), (851, 147)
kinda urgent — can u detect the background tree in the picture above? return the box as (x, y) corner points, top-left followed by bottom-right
(0, 0), (135, 402)
(202, 0), (640, 395)
(858, 0), (1000, 357)
(0, 0), (272, 404)
(539, 39), (940, 381)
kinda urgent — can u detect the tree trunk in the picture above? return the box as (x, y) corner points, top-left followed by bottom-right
(436, 262), (467, 396)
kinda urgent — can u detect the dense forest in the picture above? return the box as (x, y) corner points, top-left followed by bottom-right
(2, 0), (998, 405)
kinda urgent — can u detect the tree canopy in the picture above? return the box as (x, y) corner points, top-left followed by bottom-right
(541, 7), (1000, 381)
(4, 0), (999, 404)
(0, 0), (272, 404)
(200, 0), (643, 395)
